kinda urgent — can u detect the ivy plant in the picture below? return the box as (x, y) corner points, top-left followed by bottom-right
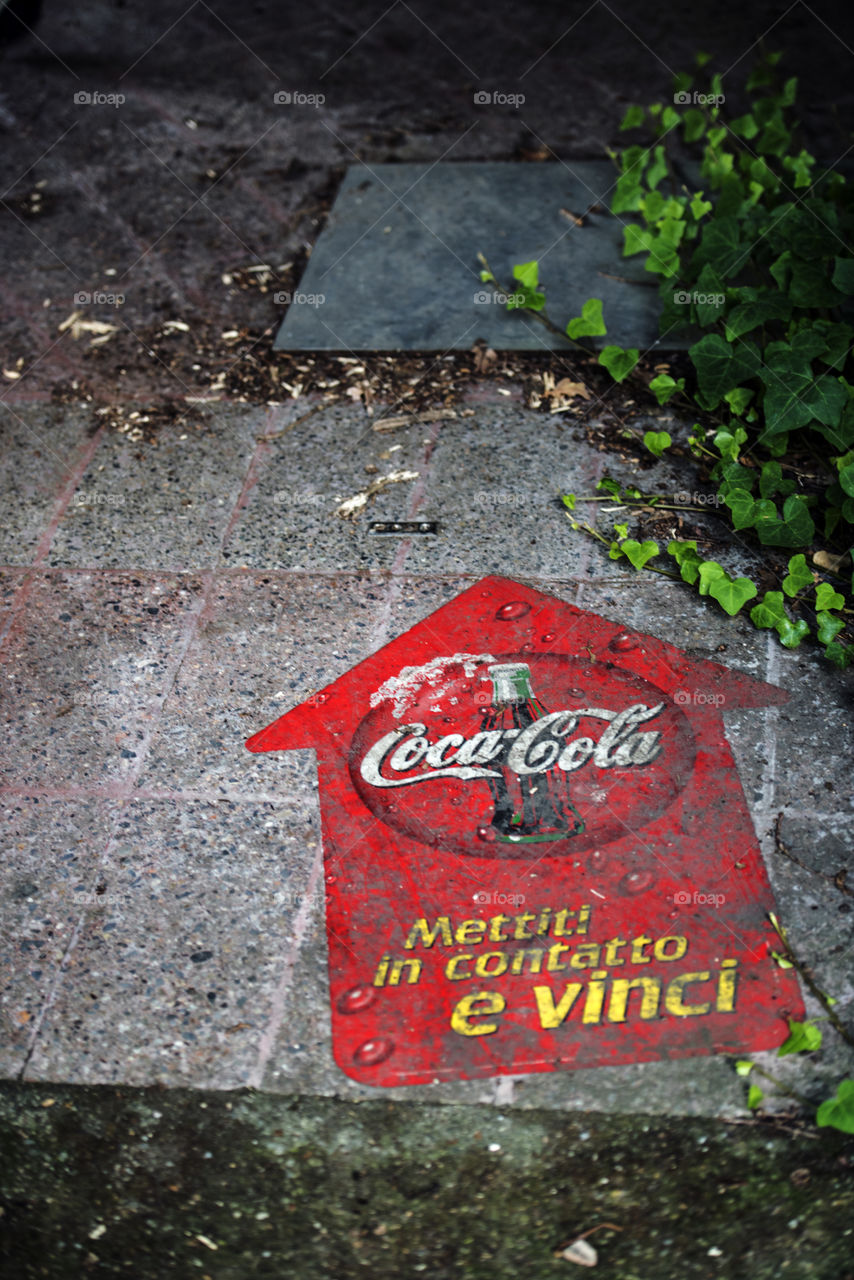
(496, 51), (854, 667)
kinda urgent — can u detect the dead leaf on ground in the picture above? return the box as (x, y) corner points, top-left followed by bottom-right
(813, 549), (848, 572)
(373, 409), (457, 433)
(558, 1238), (598, 1266)
(473, 344), (498, 374)
(335, 470), (420, 519)
(58, 311), (119, 346)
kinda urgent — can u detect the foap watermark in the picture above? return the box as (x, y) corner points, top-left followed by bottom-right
(673, 290), (725, 308)
(472, 490), (527, 509)
(671, 888), (726, 909)
(273, 290), (325, 308)
(73, 491), (126, 508)
(73, 90), (125, 108)
(273, 489), (327, 507)
(74, 291), (125, 308)
(273, 91), (325, 107)
(474, 288), (525, 307)
(474, 90), (525, 108)
(472, 890), (526, 907)
(673, 490), (725, 507)
(673, 689), (726, 708)
(674, 90), (724, 107)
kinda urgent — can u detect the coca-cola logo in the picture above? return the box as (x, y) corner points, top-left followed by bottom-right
(348, 654), (696, 858)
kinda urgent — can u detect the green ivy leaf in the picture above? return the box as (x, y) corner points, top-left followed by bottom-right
(723, 487), (757, 530)
(817, 611), (845, 645)
(691, 216), (745, 278)
(599, 346), (639, 382)
(754, 495), (815, 547)
(620, 104), (646, 131)
(750, 590), (787, 629)
(561, 493), (577, 512)
(643, 430), (672, 458)
(777, 1019), (823, 1056)
(648, 373), (685, 405)
(747, 1084), (764, 1109)
(776, 617), (810, 648)
(697, 561), (726, 595)
(782, 553), (813, 597)
(689, 189), (713, 218)
(723, 387), (754, 417)
(689, 334), (760, 409)
(816, 1080), (854, 1134)
(667, 539), (703, 585)
(839, 463), (854, 498)
(513, 261), (539, 292)
(621, 539), (660, 570)
(735, 1060), (754, 1077)
(815, 582), (845, 611)
(566, 298), (607, 338)
(709, 574), (758, 616)
(831, 257), (854, 296)
(759, 461), (795, 500)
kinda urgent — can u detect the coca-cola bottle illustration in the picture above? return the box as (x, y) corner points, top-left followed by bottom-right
(482, 663), (585, 844)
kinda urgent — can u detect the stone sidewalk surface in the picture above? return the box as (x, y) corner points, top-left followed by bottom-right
(2, 397), (852, 1118)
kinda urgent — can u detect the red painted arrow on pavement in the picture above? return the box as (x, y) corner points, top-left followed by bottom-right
(247, 576), (803, 1086)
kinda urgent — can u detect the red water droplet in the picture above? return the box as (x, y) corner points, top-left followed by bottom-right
(353, 1037), (394, 1066)
(568, 687), (585, 697)
(588, 849), (608, 873)
(609, 631), (639, 652)
(476, 825), (497, 843)
(620, 869), (655, 896)
(495, 601), (531, 621)
(521, 642), (533, 652)
(337, 986), (377, 1015)
(541, 632), (557, 643)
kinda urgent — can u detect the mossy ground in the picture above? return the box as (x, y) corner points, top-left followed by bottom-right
(1, 1083), (852, 1279)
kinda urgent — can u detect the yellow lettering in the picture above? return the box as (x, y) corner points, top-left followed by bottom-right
(547, 942), (571, 971)
(487, 914), (513, 942)
(475, 951), (509, 978)
(552, 908), (576, 937)
(404, 917), (453, 949)
(372, 954), (391, 987)
(388, 957), (421, 986)
(716, 959), (738, 1012)
(603, 937), (627, 966)
(454, 919), (487, 945)
(582, 969), (608, 1024)
(665, 971), (713, 1017)
(569, 943), (601, 969)
(533, 982), (583, 1029)
(512, 913), (537, 940)
(450, 991), (506, 1036)
(654, 935), (688, 962)
(535, 907), (552, 935)
(445, 953), (473, 981)
(607, 976), (661, 1022)
(577, 904), (591, 935)
(630, 934), (653, 964)
(510, 947), (544, 975)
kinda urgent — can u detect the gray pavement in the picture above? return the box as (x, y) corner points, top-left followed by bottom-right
(2, 398), (852, 1117)
(2, 2), (854, 1274)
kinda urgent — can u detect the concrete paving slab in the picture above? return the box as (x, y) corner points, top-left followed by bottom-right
(0, 406), (98, 565)
(273, 163), (686, 353)
(141, 572), (389, 795)
(0, 796), (112, 1077)
(222, 403), (432, 571)
(47, 410), (267, 570)
(1, 571), (205, 788)
(23, 797), (318, 1088)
